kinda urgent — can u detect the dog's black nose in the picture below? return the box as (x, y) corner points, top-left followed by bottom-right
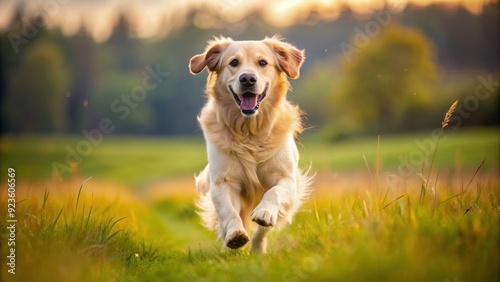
(239, 73), (257, 88)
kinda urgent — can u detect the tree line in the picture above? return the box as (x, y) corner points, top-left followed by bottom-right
(0, 3), (498, 138)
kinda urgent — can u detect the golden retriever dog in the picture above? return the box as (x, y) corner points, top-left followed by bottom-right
(189, 36), (312, 254)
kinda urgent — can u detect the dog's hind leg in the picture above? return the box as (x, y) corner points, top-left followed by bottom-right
(251, 225), (271, 254)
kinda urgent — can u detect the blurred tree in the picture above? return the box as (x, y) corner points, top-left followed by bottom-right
(3, 40), (70, 133)
(290, 60), (340, 132)
(66, 35), (96, 133)
(1, 3), (497, 136)
(332, 23), (437, 136)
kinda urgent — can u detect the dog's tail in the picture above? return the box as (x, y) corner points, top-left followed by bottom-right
(196, 190), (219, 232)
(296, 165), (315, 210)
(194, 166), (219, 233)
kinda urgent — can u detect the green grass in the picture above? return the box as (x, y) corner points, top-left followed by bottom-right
(301, 127), (499, 173)
(0, 136), (207, 186)
(0, 127), (499, 281)
(2, 176), (498, 282)
(1, 127), (498, 186)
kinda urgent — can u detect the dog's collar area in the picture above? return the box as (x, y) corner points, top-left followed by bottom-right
(229, 85), (267, 117)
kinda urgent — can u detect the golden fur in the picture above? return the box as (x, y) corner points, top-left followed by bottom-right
(190, 36), (312, 253)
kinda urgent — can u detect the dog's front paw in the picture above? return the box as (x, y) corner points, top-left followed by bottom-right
(225, 229), (249, 249)
(251, 207), (278, 227)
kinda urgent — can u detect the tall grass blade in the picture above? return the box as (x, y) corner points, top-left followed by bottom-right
(381, 187), (390, 209)
(42, 189), (50, 211)
(464, 182), (483, 216)
(85, 205), (94, 228)
(103, 230), (122, 244)
(313, 200), (320, 223)
(432, 172), (440, 211)
(51, 208), (63, 232)
(109, 217), (126, 231)
(419, 181), (426, 205)
(75, 176), (93, 214)
(463, 158), (485, 193)
(435, 191), (466, 209)
(363, 200), (370, 217)
(75, 185), (83, 213)
(383, 194), (407, 209)
(423, 100), (458, 205)
(363, 154), (374, 185)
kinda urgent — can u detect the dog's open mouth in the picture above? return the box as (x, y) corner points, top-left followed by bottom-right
(229, 85), (267, 116)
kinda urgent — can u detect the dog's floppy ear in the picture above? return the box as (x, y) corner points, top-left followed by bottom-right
(189, 37), (232, 74)
(264, 36), (305, 79)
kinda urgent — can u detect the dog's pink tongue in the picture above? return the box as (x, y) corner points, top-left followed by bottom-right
(240, 95), (258, 110)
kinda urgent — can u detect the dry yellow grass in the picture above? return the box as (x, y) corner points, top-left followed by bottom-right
(442, 99), (458, 130)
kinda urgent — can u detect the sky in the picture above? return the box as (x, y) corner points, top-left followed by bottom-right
(0, 0), (495, 42)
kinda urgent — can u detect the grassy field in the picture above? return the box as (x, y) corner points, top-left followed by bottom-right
(0, 127), (498, 185)
(1, 127), (499, 281)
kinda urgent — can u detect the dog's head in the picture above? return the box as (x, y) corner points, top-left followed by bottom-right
(189, 36), (305, 117)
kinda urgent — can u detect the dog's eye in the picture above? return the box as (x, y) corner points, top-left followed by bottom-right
(259, 60), (268, 67)
(229, 59), (239, 67)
